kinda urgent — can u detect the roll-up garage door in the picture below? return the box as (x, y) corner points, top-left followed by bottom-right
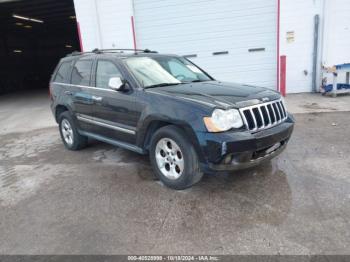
(133, 0), (277, 89)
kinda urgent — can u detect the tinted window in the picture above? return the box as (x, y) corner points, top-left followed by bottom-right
(96, 60), (123, 89)
(53, 62), (71, 83)
(71, 60), (93, 86)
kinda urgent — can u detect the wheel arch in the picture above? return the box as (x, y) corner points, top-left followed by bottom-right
(55, 104), (71, 123)
(138, 118), (205, 163)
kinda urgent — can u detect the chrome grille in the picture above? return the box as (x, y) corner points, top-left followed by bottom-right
(239, 99), (288, 132)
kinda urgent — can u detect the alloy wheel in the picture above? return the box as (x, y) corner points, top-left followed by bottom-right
(61, 119), (74, 146)
(155, 138), (184, 180)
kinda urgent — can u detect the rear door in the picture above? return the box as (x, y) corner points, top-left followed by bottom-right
(70, 57), (95, 132)
(89, 58), (138, 144)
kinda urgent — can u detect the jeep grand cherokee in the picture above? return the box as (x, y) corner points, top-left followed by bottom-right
(50, 49), (294, 189)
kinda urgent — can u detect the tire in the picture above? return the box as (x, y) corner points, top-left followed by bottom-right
(58, 111), (88, 150)
(149, 125), (203, 190)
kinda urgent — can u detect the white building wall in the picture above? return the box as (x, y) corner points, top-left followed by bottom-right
(321, 0), (350, 85)
(73, 0), (135, 51)
(322, 0), (350, 66)
(280, 0), (350, 92)
(279, 0), (324, 93)
(73, 0), (101, 51)
(73, 0), (350, 93)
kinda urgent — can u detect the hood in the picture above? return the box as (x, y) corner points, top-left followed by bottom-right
(147, 81), (281, 108)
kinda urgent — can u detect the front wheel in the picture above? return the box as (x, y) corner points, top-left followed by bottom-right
(150, 126), (203, 190)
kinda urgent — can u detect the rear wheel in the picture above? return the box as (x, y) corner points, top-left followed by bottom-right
(150, 125), (203, 190)
(58, 111), (88, 150)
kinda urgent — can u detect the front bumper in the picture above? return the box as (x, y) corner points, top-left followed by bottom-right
(197, 115), (294, 172)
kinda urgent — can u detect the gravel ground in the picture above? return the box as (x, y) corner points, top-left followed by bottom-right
(0, 92), (350, 255)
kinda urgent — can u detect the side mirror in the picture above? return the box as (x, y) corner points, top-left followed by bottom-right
(108, 77), (124, 91)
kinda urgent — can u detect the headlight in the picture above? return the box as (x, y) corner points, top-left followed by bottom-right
(203, 108), (243, 132)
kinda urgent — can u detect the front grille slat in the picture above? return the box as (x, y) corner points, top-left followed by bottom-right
(271, 103), (279, 122)
(257, 107), (265, 128)
(274, 103), (282, 122)
(260, 105), (270, 126)
(280, 101), (287, 116)
(279, 101), (286, 118)
(250, 109), (258, 131)
(268, 104), (276, 124)
(277, 102), (284, 118)
(265, 105), (273, 126)
(252, 108), (263, 128)
(239, 99), (288, 132)
(243, 110), (254, 130)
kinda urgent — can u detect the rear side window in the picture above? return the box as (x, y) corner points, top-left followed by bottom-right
(53, 62), (71, 83)
(71, 59), (93, 86)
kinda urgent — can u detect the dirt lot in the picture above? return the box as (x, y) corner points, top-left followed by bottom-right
(0, 91), (350, 255)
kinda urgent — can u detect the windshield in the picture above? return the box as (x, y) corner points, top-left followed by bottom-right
(124, 56), (212, 88)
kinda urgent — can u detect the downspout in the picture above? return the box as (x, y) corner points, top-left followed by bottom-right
(312, 14), (320, 92)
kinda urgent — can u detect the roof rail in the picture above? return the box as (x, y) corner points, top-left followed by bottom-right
(66, 51), (93, 56)
(67, 48), (158, 57)
(91, 48), (158, 54)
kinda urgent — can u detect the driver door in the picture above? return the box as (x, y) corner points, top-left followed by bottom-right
(89, 59), (139, 144)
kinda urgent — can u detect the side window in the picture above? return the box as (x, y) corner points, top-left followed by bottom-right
(71, 59), (93, 86)
(96, 60), (123, 89)
(53, 62), (71, 83)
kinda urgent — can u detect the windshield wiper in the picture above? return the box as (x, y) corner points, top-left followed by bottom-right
(190, 80), (209, 83)
(144, 83), (181, 89)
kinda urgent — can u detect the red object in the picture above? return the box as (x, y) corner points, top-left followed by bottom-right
(277, 0), (280, 92)
(49, 84), (53, 100)
(280, 55), (286, 97)
(131, 16), (137, 50)
(77, 21), (83, 52)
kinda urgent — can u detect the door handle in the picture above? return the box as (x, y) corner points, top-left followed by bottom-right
(65, 91), (73, 96)
(92, 95), (103, 102)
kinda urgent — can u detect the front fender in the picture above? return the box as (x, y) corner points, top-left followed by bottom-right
(136, 115), (207, 163)
(134, 90), (215, 162)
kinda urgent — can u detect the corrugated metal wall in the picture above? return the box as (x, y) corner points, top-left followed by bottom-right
(133, 0), (278, 89)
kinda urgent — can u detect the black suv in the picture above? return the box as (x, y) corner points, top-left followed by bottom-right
(50, 49), (294, 189)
